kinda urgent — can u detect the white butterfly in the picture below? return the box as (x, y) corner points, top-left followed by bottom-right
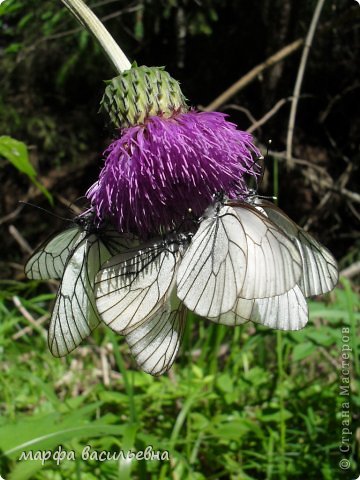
(25, 213), (134, 356)
(177, 199), (338, 331)
(177, 203), (303, 312)
(95, 236), (189, 374)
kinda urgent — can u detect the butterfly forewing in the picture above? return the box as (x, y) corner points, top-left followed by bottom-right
(125, 292), (186, 376)
(177, 206), (248, 318)
(95, 242), (181, 335)
(258, 201), (339, 296)
(25, 226), (84, 280)
(232, 204), (302, 299)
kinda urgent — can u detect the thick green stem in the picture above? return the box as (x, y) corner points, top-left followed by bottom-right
(61, 0), (131, 74)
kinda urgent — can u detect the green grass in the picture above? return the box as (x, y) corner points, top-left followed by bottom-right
(0, 279), (359, 479)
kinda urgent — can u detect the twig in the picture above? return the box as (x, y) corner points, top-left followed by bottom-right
(319, 82), (360, 123)
(335, 189), (360, 205)
(266, 149), (360, 204)
(56, 194), (83, 215)
(100, 348), (111, 386)
(0, 261), (25, 272)
(346, 201), (360, 223)
(9, 225), (32, 254)
(286, 0), (326, 168)
(12, 314), (49, 340)
(340, 262), (360, 280)
(319, 346), (340, 369)
(266, 149), (326, 174)
(202, 7), (355, 113)
(203, 38), (304, 112)
(220, 104), (257, 125)
(0, 203), (25, 226)
(246, 97), (291, 133)
(12, 296), (47, 339)
(303, 163), (354, 230)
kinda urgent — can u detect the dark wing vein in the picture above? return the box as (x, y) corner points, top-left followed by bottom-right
(125, 299), (186, 376)
(25, 227), (81, 280)
(95, 244), (179, 334)
(48, 236), (109, 357)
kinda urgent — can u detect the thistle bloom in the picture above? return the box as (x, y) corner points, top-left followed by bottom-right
(87, 110), (260, 235)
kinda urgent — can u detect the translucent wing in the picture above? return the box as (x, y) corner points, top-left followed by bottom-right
(213, 285), (308, 331)
(257, 200), (339, 296)
(177, 205), (302, 317)
(177, 206), (247, 318)
(95, 242), (180, 335)
(25, 226), (83, 280)
(125, 293), (186, 376)
(232, 204), (303, 298)
(48, 232), (131, 357)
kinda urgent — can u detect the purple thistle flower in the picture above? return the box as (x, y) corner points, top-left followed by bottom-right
(87, 110), (260, 236)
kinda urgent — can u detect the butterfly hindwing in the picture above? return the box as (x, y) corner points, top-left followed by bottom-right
(95, 242), (181, 335)
(213, 285), (308, 331)
(125, 291), (186, 376)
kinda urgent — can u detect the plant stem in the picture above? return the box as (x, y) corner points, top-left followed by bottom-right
(61, 0), (131, 74)
(109, 331), (137, 424)
(276, 330), (286, 479)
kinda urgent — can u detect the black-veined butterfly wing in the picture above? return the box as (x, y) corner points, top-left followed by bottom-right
(177, 204), (302, 318)
(255, 200), (339, 296)
(232, 204), (303, 298)
(213, 284), (308, 330)
(25, 226), (84, 280)
(125, 291), (186, 376)
(48, 232), (132, 357)
(95, 242), (181, 335)
(176, 206), (247, 318)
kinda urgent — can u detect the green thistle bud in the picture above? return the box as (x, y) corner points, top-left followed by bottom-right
(100, 63), (188, 129)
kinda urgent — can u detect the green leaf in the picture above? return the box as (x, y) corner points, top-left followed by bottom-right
(305, 330), (335, 347)
(258, 409), (293, 422)
(0, 404), (124, 458)
(216, 373), (234, 393)
(8, 457), (43, 480)
(118, 424), (138, 480)
(292, 342), (316, 361)
(213, 419), (254, 439)
(0, 136), (53, 204)
(0, 136), (36, 177)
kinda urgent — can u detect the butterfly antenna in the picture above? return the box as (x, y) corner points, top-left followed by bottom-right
(66, 197), (88, 216)
(266, 139), (272, 159)
(19, 201), (71, 222)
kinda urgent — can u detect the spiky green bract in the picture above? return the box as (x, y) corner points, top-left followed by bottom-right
(100, 64), (188, 128)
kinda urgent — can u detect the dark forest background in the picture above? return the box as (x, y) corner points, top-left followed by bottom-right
(0, 0), (359, 275)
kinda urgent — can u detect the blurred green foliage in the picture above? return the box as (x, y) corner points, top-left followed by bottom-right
(0, 282), (359, 479)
